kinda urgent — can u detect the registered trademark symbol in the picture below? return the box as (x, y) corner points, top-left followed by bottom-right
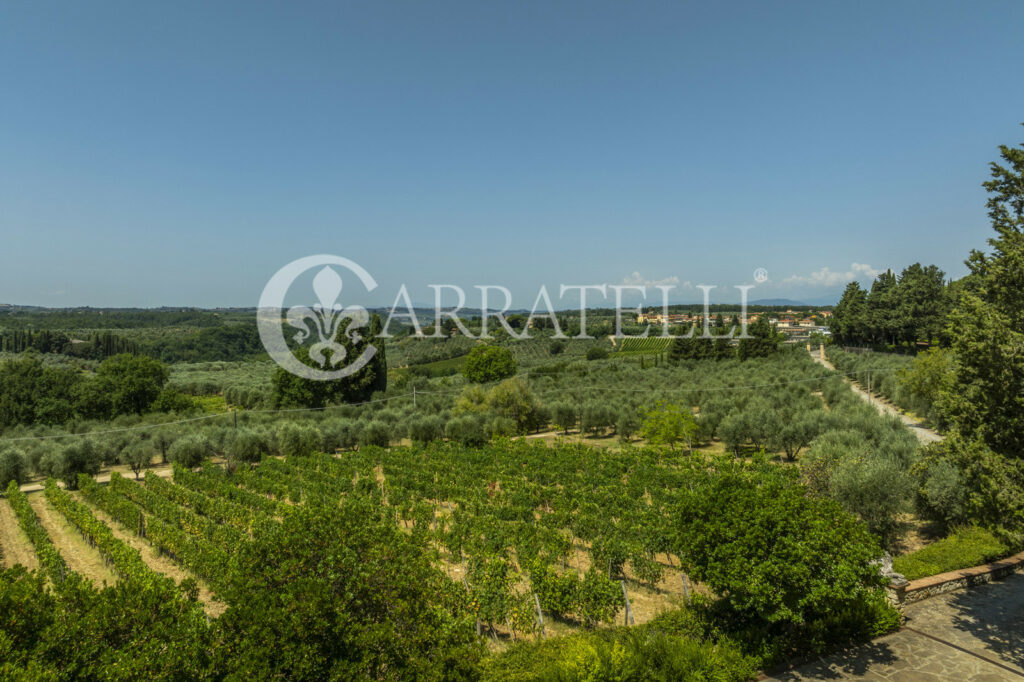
(753, 268), (768, 283)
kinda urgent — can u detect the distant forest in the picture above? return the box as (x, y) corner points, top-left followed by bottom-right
(0, 309), (264, 363)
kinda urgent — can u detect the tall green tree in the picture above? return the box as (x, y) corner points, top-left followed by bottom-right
(866, 270), (899, 345)
(0, 355), (78, 427)
(642, 402), (700, 451)
(941, 131), (1024, 457)
(272, 314), (388, 408)
(737, 316), (781, 360)
(90, 353), (170, 415)
(831, 282), (868, 345)
(896, 263), (948, 346)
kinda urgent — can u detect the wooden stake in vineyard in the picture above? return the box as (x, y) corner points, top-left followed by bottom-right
(620, 580), (634, 625)
(533, 592), (545, 638)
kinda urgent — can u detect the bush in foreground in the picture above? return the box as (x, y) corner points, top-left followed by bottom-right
(483, 607), (755, 682)
(674, 470), (899, 662)
(215, 500), (482, 679)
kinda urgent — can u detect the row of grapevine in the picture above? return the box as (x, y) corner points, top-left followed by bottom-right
(5, 481), (68, 583)
(143, 470), (256, 532)
(95, 474), (236, 594)
(108, 473), (245, 549)
(230, 461), (303, 503)
(173, 464), (290, 517)
(43, 479), (177, 591)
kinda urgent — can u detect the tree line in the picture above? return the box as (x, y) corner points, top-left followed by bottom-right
(0, 353), (173, 428)
(0, 329), (139, 359)
(830, 263), (949, 348)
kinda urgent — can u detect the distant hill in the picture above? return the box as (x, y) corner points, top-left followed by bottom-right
(749, 298), (809, 306)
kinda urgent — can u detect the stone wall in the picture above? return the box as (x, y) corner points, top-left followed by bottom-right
(887, 550), (1024, 607)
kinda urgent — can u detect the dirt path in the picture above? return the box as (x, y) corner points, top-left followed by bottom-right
(813, 349), (943, 444)
(0, 498), (39, 570)
(515, 430), (563, 440)
(18, 465), (174, 494)
(70, 491), (226, 616)
(27, 492), (119, 588)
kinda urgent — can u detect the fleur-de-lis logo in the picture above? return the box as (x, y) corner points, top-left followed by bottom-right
(257, 255), (378, 381)
(285, 266), (370, 368)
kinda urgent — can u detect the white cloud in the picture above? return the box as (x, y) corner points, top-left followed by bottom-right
(619, 272), (691, 289)
(783, 262), (881, 288)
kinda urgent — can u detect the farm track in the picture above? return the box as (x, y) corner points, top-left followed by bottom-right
(70, 490), (227, 616)
(812, 349), (943, 444)
(27, 492), (119, 588)
(0, 498), (39, 570)
(18, 465), (174, 494)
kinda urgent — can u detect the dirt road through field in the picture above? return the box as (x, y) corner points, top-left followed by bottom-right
(812, 349), (943, 444)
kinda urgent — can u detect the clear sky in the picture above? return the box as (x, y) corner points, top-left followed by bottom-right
(2, 1), (1023, 308)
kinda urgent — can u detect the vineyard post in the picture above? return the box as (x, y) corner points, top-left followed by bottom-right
(620, 580), (634, 625)
(533, 592), (545, 637)
(462, 576), (481, 636)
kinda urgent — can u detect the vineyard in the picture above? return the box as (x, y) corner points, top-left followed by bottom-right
(4, 443), (727, 636)
(0, 349), (934, 678)
(1, 424), (905, 680)
(615, 337), (672, 354)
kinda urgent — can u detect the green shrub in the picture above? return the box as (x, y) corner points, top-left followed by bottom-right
(917, 459), (968, 530)
(914, 434), (1024, 545)
(54, 439), (103, 489)
(0, 447), (27, 488)
(482, 617), (755, 682)
(674, 472), (898, 661)
(463, 345), (516, 383)
(277, 423), (321, 457)
(409, 416), (445, 444)
(445, 415), (487, 446)
(322, 421), (360, 451)
(551, 402), (577, 433)
(893, 527), (1010, 580)
(168, 434), (210, 469)
(803, 429), (916, 547)
(229, 428), (265, 466)
(581, 403), (614, 435)
(151, 388), (196, 413)
(486, 416), (518, 439)
(616, 409), (641, 442)
(359, 421), (391, 448)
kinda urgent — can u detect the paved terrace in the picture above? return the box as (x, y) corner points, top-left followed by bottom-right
(770, 572), (1024, 681)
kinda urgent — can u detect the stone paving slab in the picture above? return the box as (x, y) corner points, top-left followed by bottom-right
(770, 572), (1024, 681)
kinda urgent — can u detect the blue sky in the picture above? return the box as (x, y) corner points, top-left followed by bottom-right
(1, 1), (1023, 308)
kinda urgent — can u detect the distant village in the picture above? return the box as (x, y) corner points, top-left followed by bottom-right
(636, 309), (832, 341)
